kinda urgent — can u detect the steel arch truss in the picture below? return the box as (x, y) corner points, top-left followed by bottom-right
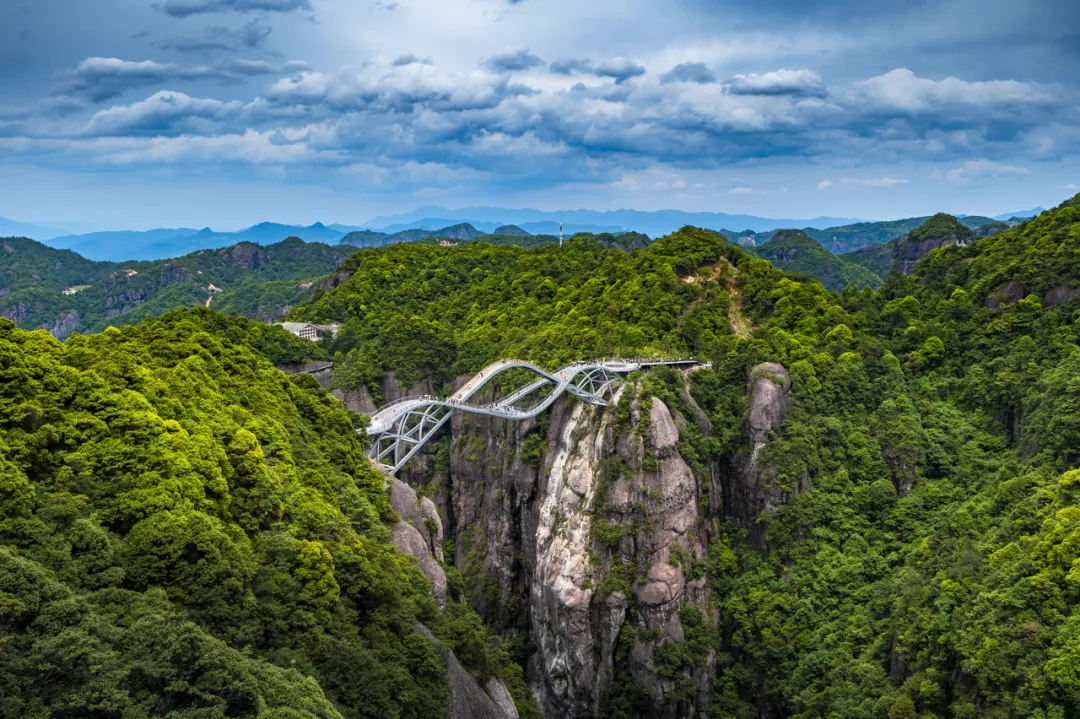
(566, 366), (623, 404)
(369, 402), (453, 473)
(364, 357), (704, 473)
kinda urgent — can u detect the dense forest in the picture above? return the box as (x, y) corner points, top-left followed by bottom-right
(749, 230), (884, 291)
(296, 193), (1080, 716)
(4, 193), (1080, 717)
(0, 237), (350, 338)
(0, 308), (538, 718)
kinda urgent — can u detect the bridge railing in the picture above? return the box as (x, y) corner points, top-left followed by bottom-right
(367, 357), (704, 427)
(372, 394), (437, 415)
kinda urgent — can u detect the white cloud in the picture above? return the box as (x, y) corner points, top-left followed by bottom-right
(816, 179), (833, 190)
(82, 91), (246, 136)
(726, 69), (825, 98)
(852, 68), (1052, 111)
(840, 176), (908, 187)
(944, 159), (1030, 182)
(66, 57), (304, 102)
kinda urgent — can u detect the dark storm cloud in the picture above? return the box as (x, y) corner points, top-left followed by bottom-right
(485, 49), (544, 72)
(160, 0), (311, 18)
(661, 62), (716, 84)
(392, 54), (433, 67)
(160, 20), (273, 53)
(64, 57), (306, 102)
(551, 58), (645, 83)
(550, 59), (594, 76)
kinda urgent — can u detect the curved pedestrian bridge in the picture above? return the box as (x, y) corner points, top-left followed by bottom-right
(365, 357), (705, 473)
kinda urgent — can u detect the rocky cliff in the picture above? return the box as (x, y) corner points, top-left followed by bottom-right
(387, 361), (790, 717)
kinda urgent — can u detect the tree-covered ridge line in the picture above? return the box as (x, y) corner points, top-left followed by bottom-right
(1, 236), (352, 339)
(286, 211), (1006, 403)
(749, 229), (886, 291)
(295, 191), (1080, 716)
(680, 192), (1080, 716)
(0, 308), (538, 719)
(290, 228), (746, 397)
(726, 213), (1015, 254)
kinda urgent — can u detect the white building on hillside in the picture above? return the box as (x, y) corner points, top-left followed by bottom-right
(277, 322), (341, 341)
(279, 322), (321, 340)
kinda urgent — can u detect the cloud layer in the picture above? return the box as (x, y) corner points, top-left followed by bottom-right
(1, 0), (1077, 223)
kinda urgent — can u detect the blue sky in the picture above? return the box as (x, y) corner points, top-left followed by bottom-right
(1, 0), (1078, 230)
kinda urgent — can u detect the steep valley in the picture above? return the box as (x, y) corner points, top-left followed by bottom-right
(6, 195), (1080, 718)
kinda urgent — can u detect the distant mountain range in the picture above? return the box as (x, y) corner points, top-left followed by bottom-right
(360, 206), (862, 237)
(0, 203), (1050, 262)
(0, 206), (1055, 340)
(0, 216), (70, 241)
(41, 222), (365, 262)
(992, 207), (1044, 221)
(727, 214), (1020, 255)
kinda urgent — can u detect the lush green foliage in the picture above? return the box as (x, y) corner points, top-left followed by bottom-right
(293, 229), (744, 396)
(0, 236), (115, 292)
(0, 307), (533, 718)
(751, 230), (885, 290)
(0, 237), (350, 337)
(687, 195), (1080, 717)
(300, 194), (1080, 717)
(7, 193), (1080, 718)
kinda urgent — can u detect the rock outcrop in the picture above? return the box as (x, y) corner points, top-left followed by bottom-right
(385, 361), (791, 717)
(414, 624), (519, 719)
(48, 310), (81, 340)
(729, 362), (793, 547)
(386, 477), (447, 608)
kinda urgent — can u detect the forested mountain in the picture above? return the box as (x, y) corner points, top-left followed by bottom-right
(750, 229), (885, 290)
(842, 213), (984, 279)
(0, 309), (538, 718)
(0, 236), (351, 338)
(280, 193), (1080, 716)
(725, 214), (1013, 254)
(6, 194), (1080, 718)
(1, 236), (116, 293)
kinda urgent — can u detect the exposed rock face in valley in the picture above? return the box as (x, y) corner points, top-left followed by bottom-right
(391, 362), (791, 717)
(387, 476), (447, 608)
(386, 476), (518, 717)
(728, 362), (795, 548)
(332, 371), (434, 415)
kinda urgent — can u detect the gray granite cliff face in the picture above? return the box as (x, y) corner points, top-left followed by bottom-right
(391, 364), (790, 717)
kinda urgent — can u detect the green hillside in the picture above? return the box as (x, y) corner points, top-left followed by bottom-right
(1, 236), (117, 293)
(6, 194), (1080, 717)
(842, 239), (897, 278)
(0, 237), (352, 338)
(751, 229), (885, 290)
(0, 308), (537, 718)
